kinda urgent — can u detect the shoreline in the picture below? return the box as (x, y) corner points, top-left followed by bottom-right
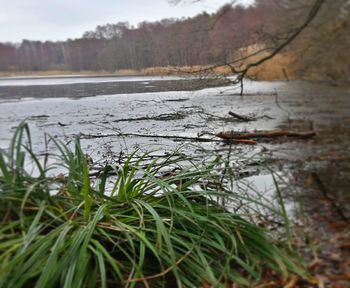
(0, 66), (348, 87)
(0, 67), (205, 79)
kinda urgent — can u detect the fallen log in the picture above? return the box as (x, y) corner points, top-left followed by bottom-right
(79, 132), (257, 144)
(217, 130), (316, 140)
(228, 111), (254, 122)
(111, 112), (187, 123)
(224, 139), (257, 145)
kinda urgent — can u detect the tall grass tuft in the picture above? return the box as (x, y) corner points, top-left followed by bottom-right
(0, 123), (305, 287)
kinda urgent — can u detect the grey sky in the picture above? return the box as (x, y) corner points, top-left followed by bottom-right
(0, 0), (254, 43)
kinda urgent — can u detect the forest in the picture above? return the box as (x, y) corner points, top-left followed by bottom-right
(0, 0), (349, 81)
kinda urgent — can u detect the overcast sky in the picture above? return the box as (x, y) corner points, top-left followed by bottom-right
(0, 0), (255, 43)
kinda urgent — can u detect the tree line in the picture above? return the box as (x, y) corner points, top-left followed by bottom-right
(0, 0), (349, 81)
(0, 1), (284, 72)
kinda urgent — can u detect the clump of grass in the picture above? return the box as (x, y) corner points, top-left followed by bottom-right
(0, 122), (305, 287)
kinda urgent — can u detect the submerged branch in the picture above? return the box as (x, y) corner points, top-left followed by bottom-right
(217, 130), (316, 140)
(79, 132), (257, 144)
(228, 111), (255, 122)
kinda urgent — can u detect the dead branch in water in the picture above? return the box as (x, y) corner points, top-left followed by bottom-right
(79, 132), (257, 145)
(111, 111), (188, 123)
(228, 111), (255, 122)
(217, 130), (316, 140)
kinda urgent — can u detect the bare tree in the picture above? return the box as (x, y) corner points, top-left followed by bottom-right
(170, 0), (327, 94)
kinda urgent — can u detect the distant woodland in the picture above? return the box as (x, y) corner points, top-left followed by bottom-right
(0, 0), (349, 81)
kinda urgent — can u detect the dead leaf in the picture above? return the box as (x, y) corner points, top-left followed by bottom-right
(283, 275), (299, 288)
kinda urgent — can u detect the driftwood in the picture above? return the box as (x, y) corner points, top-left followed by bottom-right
(226, 139), (257, 145)
(110, 112), (188, 123)
(217, 130), (316, 140)
(78, 129), (315, 145)
(79, 132), (256, 144)
(228, 111), (254, 122)
(58, 122), (69, 127)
